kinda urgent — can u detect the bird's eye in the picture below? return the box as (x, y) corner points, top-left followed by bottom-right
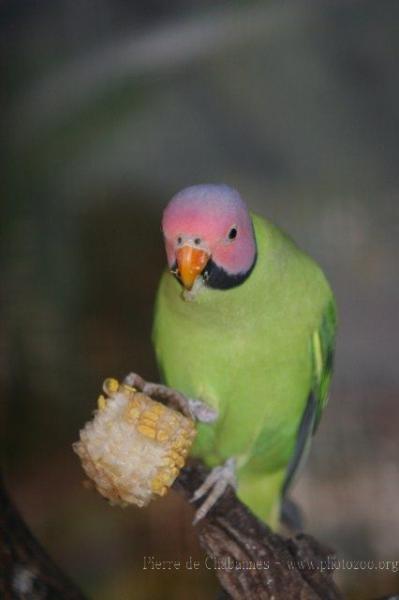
(194, 238), (201, 245)
(228, 227), (238, 240)
(177, 236), (183, 245)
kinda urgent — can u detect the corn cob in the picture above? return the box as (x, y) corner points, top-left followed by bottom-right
(73, 378), (196, 507)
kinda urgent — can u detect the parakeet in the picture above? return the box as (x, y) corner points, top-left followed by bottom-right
(152, 184), (336, 528)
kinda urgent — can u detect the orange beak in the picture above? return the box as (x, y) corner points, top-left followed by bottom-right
(175, 245), (210, 290)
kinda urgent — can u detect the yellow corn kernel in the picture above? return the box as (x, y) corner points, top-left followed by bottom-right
(168, 450), (181, 463)
(119, 383), (137, 394)
(137, 424), (156, 439)
(159, 469), (173, 483)
(130, 396), (143, 410)
(139, 419), (158, 431)
(103, 378), (120, 396)
(174, 455), (185, 468)
(97, 395), (107, 411)
(141, 410), (159, 422)
(173, 436), (186, 450)
(151, 477), (164, 493)
(170, 466), (179, 478)
(125, 406), (140, 423)
(157, 430), (170, 442)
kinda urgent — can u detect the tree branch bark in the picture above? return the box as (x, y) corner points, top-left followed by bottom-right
(174, 460), (343, 600)
(0, 475), (86, 600)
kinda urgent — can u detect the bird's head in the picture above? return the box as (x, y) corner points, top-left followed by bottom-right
(161, 184), (257, 292)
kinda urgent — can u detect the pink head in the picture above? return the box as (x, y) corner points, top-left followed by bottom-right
(162, 184), (257, 290)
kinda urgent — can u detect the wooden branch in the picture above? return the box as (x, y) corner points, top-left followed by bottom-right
(0, 475), (86, 600)
(174, 461), (343, 600)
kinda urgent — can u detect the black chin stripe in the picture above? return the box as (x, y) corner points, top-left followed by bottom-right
(204, 252), (257, 290)
(170, 252), (257, 291)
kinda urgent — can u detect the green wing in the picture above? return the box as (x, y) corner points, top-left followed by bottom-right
(311, 297), (337, 431)
(282, 298), (337, 497)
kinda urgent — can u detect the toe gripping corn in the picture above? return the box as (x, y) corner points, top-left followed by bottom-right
(73, 378), (196, 507)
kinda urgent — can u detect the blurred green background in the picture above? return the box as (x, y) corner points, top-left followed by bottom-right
(1, 1), (398, 598)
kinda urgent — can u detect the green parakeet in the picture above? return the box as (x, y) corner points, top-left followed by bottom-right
(152, 184), (336, 528)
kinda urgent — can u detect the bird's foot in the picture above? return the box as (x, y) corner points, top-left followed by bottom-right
(122, 373), (218, 423)
(191, 457), (237, 525)
(186, 398), (218, 423)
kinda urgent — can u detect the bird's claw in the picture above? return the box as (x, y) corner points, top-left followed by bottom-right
(187, 398), (218, 423)
(123, 372), (146, 390)
(191, 458), (237, 525)
(122, 373), (218, 423)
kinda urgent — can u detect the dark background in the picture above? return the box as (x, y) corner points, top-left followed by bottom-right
(1, 1), (398, 598)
